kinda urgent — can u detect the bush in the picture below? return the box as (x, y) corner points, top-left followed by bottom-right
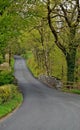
(0, 84), (19, 104)
(0, 84), (23, 118)
(0, 85), (11, 104)
(0, 70), (14, 85)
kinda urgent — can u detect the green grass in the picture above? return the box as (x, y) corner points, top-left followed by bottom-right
(10, 58), (15, 69)
(0, 85), (23, 119)
(62, 88), (80, 95)
(22, 51), (33, 59)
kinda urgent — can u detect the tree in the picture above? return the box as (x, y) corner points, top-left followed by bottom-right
(19, 16), (56, 76)
(15, 0), (67, 79)
(47, 0), (80, 85)
(0, 0), (26, 63)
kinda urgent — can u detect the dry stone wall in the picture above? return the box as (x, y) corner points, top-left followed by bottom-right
(39, 75), (62, 89)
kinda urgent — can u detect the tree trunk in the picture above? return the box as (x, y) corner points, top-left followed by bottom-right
(9, 50), (12, 65)
(66, 48), (77, 87)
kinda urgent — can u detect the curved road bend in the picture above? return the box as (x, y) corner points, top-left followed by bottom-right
(0, 56), (80, 130)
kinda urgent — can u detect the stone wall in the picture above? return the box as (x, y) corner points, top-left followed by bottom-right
(39, 75), (63, 89)
(0, 62), (10, 70)
(0, 54), (10, 70)
(5, 54), (9, 63)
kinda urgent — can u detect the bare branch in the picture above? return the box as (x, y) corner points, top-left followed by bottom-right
(47, 0), (67, 55)
(60, 4), (71, 27)
(76, 0), (80, 23)
(71, 4), (77, 21)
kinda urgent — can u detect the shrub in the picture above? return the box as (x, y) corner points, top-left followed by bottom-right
(0, 84), (23, 118)
(0, 70), (14, 85)
(0, 84), (20, 104)
(0, 85), (11, 104)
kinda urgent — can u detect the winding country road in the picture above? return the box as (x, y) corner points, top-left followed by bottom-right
(0, 56), (80, 130)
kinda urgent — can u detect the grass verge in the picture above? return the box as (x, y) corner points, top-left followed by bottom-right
(62, 88), (80, 95)
(0, 85), (23, 119)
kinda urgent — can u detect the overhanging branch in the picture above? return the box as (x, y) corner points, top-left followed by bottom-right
(47, 0), (67, 55)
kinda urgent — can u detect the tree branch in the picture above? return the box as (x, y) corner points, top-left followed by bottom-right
(47, 0), (67, 55)
(71, 4), (77, 21)
(76, 0), (80, 23)
(60, 4), (71, 27)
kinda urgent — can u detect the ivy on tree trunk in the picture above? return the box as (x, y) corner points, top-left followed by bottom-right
(47, 0), (80, 86)
(66, 48), (77, 86)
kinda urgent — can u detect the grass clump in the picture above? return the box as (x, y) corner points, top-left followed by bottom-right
(0, 84), (23, 119)
(62, 87), (80, 95)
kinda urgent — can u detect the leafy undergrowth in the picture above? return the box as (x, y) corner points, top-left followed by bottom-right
(0, 84), (23, 119)
(0, 70), (14, 86)
(62, 88), (80, 95)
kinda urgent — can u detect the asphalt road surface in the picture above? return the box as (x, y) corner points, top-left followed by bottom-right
(0, 56), (80, 130)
